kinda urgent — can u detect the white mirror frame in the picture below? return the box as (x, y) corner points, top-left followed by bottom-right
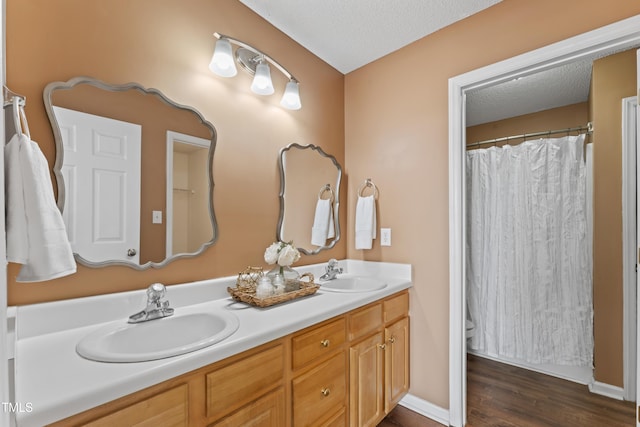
(448, 15), (640, 427)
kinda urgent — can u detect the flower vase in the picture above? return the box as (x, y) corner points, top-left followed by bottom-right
(266, 265), (300, 292)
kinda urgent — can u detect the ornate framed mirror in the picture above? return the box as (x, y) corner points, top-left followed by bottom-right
(277, 143), (342, 255)
(44, 76), (218, 269)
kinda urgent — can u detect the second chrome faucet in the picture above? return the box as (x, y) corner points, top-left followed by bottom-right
(319, 259), (343, 281)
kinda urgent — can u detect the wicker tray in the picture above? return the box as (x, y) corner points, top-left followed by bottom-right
(227, 272), (319, 308)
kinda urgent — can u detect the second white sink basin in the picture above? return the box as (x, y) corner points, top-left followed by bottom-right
(320, 275), (387, 293)
(76, 309), (239, 363)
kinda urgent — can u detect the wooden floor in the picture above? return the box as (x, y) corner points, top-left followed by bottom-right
(379, 354), (636, 427)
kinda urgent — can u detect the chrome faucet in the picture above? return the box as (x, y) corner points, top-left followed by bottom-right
(128, 283), (175, 323)
(320, 259), (343, 281)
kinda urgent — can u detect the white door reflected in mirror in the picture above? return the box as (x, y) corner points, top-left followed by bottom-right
(54, 106), (141, 264)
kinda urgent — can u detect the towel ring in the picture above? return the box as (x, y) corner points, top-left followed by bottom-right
(318, 184), (335, 202)
(357, 178), (378, 199)
(12, 97), (21, 136)
(11, 96), (30, 139)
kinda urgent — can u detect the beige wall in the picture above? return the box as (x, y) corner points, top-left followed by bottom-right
(466, 102), (590, 148)
(591, 49), (637, 387)
(6, 0), (346, 304)
(345, 0), (640, 409)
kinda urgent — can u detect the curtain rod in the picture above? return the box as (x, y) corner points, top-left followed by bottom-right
(467, 122), (593, 149)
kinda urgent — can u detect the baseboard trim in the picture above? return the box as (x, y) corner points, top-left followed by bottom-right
(589, 381), (625, 401)
(399, 393), (450, 426)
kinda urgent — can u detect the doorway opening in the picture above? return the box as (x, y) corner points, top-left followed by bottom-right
(448, 15), (640, 427)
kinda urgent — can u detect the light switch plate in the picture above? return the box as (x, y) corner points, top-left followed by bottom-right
(152, 210), (162, 224)
(380, 228), (391, 246)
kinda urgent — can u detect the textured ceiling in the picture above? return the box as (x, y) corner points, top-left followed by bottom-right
(239, 0), (502, 74)
(466, 59), (593, 126)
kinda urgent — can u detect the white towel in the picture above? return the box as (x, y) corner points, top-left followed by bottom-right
(5, 133), (76, 282)
(5, 135), (28, 263)
(355, 195), (376, 250)
(311, 198), (335, 246)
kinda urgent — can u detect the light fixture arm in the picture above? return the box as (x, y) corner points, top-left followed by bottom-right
(214, 32), (299, 83)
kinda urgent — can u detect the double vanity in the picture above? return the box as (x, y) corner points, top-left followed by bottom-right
(11, 260), (411, 426)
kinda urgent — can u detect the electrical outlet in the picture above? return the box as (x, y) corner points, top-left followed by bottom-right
(152, 210), (163, 224)
(380, 228), (391, 246)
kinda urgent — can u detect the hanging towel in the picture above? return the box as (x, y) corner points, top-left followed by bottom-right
(5, 135), (28, 263)
(5, 133), (76, 282)
(355, 195), (376, 250)
(311, 198), (335, 246)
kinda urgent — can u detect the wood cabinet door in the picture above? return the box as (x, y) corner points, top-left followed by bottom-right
(293, 351), (347, 427)
(385, 317), (410, 412)
(83, 384), (188, 427)
(210, 387), (285, 427)
(205, 344), (284, 421)
(349, 332), (384, 427)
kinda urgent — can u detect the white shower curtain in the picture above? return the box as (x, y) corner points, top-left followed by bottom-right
(466, 134), (593, 366)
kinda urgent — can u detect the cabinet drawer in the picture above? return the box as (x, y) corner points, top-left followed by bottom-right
(349, 302), (382, 341)
(321, 407), (347, 427)
(84, 384), (188, 427)
(209, 387), (286, 427)
(206, 343), (284, 420)
(293, 351), (347, 427)
(384, 291), (409, 324)
(292, 317), (346, 370)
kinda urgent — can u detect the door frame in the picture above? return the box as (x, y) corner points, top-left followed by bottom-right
(0, 1), (10, 424)
(165, 131), (211, 258)
(622, 95), (637, 402)
(448, 15), (640, 427)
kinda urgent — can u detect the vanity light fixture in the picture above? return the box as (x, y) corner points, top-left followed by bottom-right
(210, 32), (301, 110)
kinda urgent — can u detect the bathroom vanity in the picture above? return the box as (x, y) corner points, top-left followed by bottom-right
(11, 260), (411, 426)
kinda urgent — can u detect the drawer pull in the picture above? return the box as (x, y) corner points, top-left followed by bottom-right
(321, 388), (331, 397)
(320, 339), (330, 347)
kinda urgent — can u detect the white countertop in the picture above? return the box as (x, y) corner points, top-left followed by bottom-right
(12, 260), (411, 426)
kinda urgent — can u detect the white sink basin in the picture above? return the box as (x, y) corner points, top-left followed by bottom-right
(320, 275), (387, 293)
(76, 309), (239, 363)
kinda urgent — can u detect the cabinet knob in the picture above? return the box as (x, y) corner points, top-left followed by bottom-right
(320, 339), (330, 348)
(388, 336), (396, 344)
(321, 388), (331, 397)
(378, 343), (386, 350)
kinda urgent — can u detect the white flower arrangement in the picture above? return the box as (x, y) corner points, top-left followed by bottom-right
(264, 241), (301, 267)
